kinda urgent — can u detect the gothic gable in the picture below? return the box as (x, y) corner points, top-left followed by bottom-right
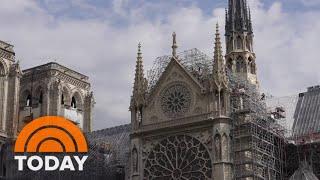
(143, 57), (207, 125)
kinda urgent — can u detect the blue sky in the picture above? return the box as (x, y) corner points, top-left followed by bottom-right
(0, 0), (319, 130)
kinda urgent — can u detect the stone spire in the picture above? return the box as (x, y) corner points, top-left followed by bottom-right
(132, 43), (147, 107)
(213, 23), (227, 88)
(225, 0), (258, 87)
(226, 0), (252, 34)
(248, 6), (253, 32)
(172, 32), (178, 58)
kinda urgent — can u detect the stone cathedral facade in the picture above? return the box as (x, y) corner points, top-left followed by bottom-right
(129, 0), (259, 180)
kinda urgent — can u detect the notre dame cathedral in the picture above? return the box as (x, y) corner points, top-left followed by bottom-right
(129, 0), (261, 179)
(125, 0), (319, 179)
(0, 0), (319, 180)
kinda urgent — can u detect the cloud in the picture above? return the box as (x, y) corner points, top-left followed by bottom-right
(300, 0), (320, 6)
(0, 0), (319, 130)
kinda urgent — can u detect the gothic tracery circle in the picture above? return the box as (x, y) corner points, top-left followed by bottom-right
(160, 83), (191, 118)
(144, 135), (212, 180)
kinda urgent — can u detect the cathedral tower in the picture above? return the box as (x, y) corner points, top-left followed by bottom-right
(225, 0), (258, 86)
(0, 41), (21, 140)
(18, 62), (93, 133)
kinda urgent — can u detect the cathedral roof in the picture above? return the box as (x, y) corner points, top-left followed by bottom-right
(86, 124), (131, 166)
(292, 86), (320, 138)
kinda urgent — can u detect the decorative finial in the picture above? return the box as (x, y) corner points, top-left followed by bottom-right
(137, 42), (142, 58)
(172, 32), (178, 58)
(213, 22), (227, 87)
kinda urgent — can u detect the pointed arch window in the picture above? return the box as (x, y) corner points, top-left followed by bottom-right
(236, 56), (246, 73)
(246, 37), (251, 51)
(61, 94), (65, 105)
(214, 134), (222, 161)
(236, 61), (241, 73)
(26, 95), (32, 107)
(132, 147), (138, 173)
(39, 92), (43, 104)
(228, 38), (233, 52)
(227, 58), (233, 72)
(220, 90), (225, 108)
(236, 36), (243, 50)
(221, 134), (229, 161)
(0, 63), (5, 76)
(249, 58), (256, 74)
(71, 96), (77, 108)
(251, 63), (256, 74)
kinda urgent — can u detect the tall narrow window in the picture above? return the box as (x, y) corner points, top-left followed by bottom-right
(236, 36), (243, 50)
(246, 37), (251, 51)
(71, 96), (77, 108)
(249, 58), (256, 74)
(236, 61), (241, 73)
(137, 107), (143, 125)
(229, 38), (233, 51)
(39, 92), (43, 104)
(220, 91), (225, 108)
(132, 147), (138, 173)
(26, 95), (32, 107)
(61, 94), (65, 105)
(214, 134), (222, 161)
(0, 63), (5, 76)
(236, 56), (245, 73)
(227, 59), (233, 71)
(221, 134), (229, 161)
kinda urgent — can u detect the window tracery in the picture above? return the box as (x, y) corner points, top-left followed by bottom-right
(160, 84), (191, 118)
(144, 135), (212, 180)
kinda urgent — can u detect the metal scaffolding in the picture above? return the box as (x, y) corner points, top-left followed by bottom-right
(147, 48), (213, 92)
(228, 71), (287, 180)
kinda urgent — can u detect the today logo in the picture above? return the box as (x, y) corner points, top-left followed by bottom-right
(14, 116), (88, 171)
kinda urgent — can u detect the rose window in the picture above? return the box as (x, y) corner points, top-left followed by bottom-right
(144, 135), (212, 180)
(160, 84), (191, 118)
